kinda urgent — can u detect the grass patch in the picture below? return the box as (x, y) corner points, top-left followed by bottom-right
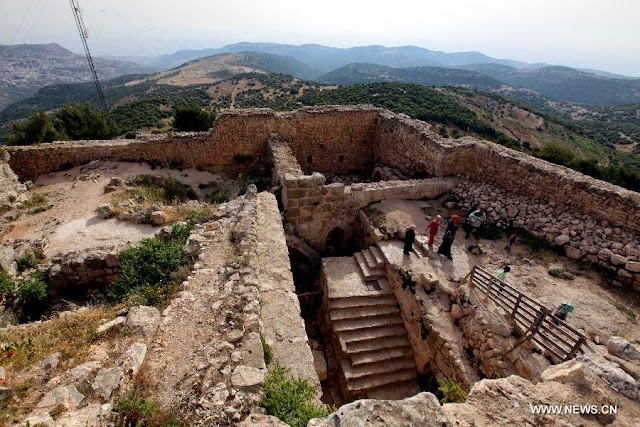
(28, 205), (53, 214)
(0, 305), (122, 372)
(262, 363), (331, 427)
(438, 378), (468, 404)
(108, 221), (194, 304)
(20, 193), (48, 210)
(612, 302), (637, 323)
(114, 386), (182, 427)
(261, 335), (273, 365)
(548, 268), (576, 281)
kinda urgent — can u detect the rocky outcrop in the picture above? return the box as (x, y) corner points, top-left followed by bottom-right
(0, 150), (27, 209)
(308, 392), (447, 427)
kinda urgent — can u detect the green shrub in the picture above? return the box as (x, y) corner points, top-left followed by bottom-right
(262, 363), (331, 427)
(438, 378), (468, 404)
(6, 110), (63, 145)
(108, 222), (194, 302)
(0, 270), (15, 295)
(173, 104), (216, 131)
(261, 335), (273, 365)
(17, 271), (48, 321)
(16, 252), (42, 273)
(115, 391), (156, 425)
(548, 268), (575, 281)
(54, 104), (120, 140)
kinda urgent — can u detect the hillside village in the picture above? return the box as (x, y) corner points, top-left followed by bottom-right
(0, 106), (639, 426)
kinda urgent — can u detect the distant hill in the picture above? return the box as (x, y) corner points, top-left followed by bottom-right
(0, 43), (151, 110)
(0, 52), (320, 123)
(149, 42), (533, 73)
(319, 63), (503, 89)
(461, 64), (640, 105)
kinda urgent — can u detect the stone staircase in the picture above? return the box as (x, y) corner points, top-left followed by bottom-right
(326, 245), (420, 400)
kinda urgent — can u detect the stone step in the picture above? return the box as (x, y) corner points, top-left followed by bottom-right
(330, 303), (400, 321)
(328, 294), (396, 310)
(370, 245), (386, 267)
(362, 248), (379, 270)
(341, 355), (416, 380)
(366, 378), (422, 400)
(344, 335), (411, 354)
(333, 313), (404, 332)
(339, 324), (407, 344)
(344, 367), (418, 392)
(355, 252), (386, 280)
(350, 345), (414, 366)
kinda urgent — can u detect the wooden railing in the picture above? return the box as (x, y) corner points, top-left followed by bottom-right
(469, 266), (595, 363)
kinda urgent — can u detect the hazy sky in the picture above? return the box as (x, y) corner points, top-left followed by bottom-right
(1, 0), (638, 76)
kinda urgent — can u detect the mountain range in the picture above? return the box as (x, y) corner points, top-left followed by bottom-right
(147, 42), (539, 73)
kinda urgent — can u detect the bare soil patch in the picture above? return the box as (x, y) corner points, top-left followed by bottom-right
(1, 161), (237, 256)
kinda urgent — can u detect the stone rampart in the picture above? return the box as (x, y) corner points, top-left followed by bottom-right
(375, 111), (640, 231)
(3, 105), (639, 264)
(3, 106), (379, 182)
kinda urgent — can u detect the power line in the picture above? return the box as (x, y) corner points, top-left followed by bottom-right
(11, 0), (36, 44)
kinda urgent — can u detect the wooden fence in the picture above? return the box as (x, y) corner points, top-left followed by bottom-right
(469, 266), (595, 363)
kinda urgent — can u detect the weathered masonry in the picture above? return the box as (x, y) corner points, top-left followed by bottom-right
(3, 105), (640, 284)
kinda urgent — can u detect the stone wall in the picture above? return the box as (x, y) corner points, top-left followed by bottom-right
(375, 111), (640, 232)
(0, 150), (27, 209)
(3, 106), (379, 182)
(4, 134), (214, 182)
(455, 180), (640, 289)
(281, 172), (456, 251)
(47, 248), (121, 297)
(4, 106), (640, 275)
(386, 266), (479, 390)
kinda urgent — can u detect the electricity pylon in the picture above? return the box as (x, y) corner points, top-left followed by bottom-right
(69, 0), (108, 112)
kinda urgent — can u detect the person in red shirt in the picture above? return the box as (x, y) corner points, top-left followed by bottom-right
(425, 215), (442, 246)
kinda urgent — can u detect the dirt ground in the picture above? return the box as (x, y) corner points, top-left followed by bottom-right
(372, 199), (640, 344)
(1, 161), (236, 256)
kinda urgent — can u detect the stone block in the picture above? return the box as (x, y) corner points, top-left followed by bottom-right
(92, 367), (125, 401)
(38, 385), (84, 409)
(626, 261), (640, 273)
(230, 366), (265, 391)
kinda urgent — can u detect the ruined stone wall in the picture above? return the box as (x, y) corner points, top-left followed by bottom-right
(375, 112), (640, 233)
(281, 173), (457, 250)
(47, 248), (121, 297)
(0, 150), (27, 208)
(4, 135), (214, 182)
(386, 266), (478, 390)
(3, 106), (379, 183)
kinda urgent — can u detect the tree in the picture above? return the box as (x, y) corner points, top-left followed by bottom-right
(55, 104), (119, 140)
(172, 104), (216, 132)
(6, 111), (63, 145)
